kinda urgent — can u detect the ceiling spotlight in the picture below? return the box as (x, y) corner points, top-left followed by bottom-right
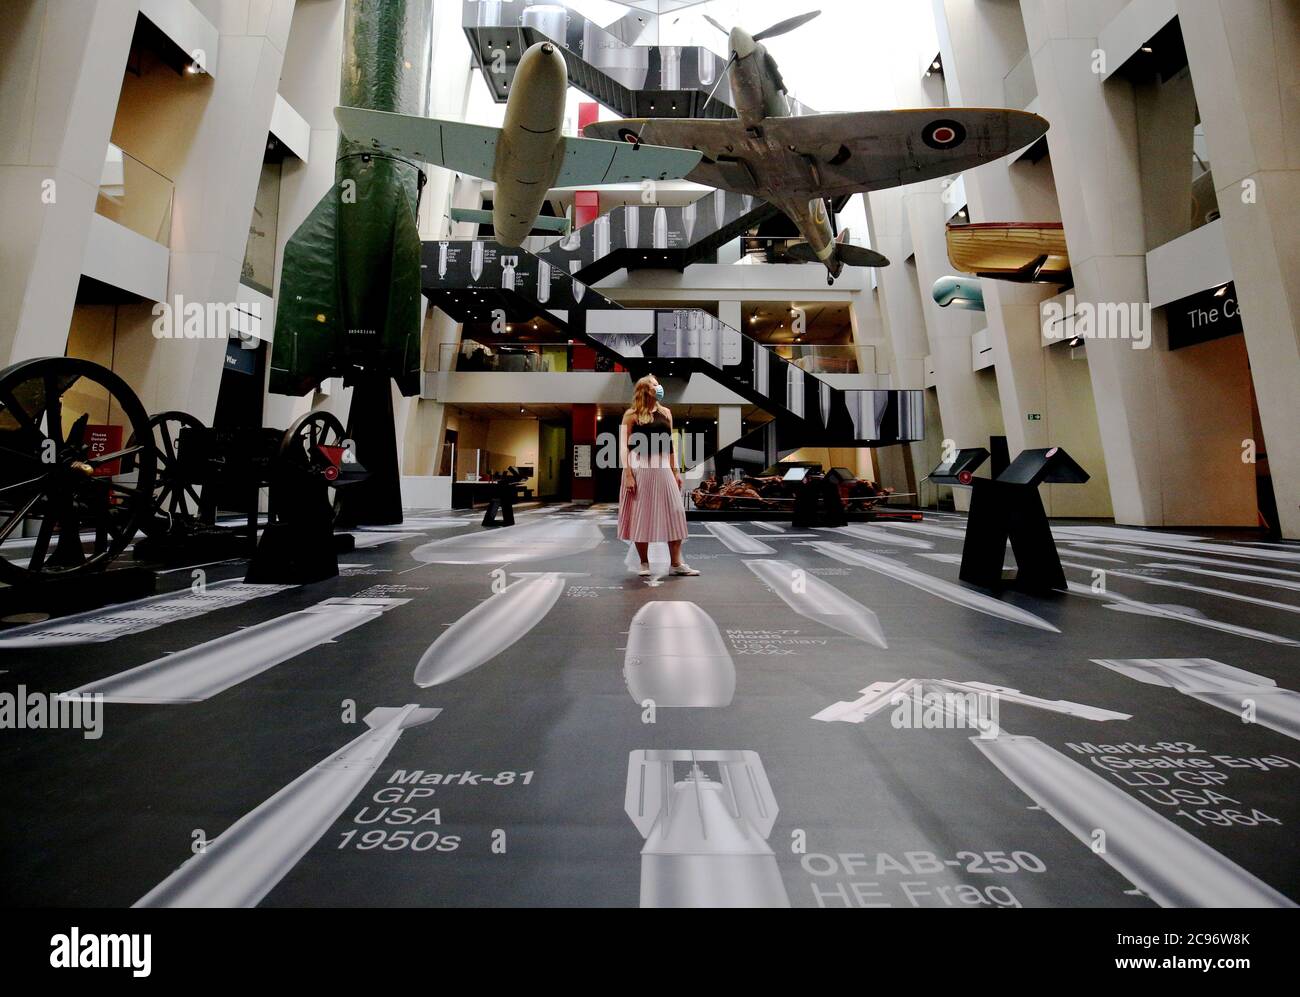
(1067, 336), (1082, 348)
(1141, 45), (1154, 53)
(186, 61), (203, 74)
(1214, 284), (1229, 297)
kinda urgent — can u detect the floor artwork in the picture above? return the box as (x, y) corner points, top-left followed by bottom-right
(1, 506), (1296, 908)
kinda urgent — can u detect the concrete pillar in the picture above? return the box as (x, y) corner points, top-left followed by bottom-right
(1021, 0), (1255, 528)
(1177, 0), (1300, 537)
(0, 0), (140, 365)
(937, 0), (1112, 517)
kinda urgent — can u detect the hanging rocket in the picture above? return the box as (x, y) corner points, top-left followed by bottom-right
(270, 0), (433, 397)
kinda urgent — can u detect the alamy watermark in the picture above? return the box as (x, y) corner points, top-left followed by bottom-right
(1042, 294), (1152, 350)
(152, 294), (261, 346)
(0, 687), (103, 740)
(890, 685), (1000, 737)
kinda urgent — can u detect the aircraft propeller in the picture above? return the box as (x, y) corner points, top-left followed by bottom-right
(702, 10), (822, 45)
(699, 10), (820, 109)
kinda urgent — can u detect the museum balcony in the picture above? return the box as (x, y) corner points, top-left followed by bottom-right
(78, 143), (174, 303)
(95, 143), (174, 247)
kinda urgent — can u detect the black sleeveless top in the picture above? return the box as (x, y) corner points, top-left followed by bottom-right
(627, 411), (673, 456)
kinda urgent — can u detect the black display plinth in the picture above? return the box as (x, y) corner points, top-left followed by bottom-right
(245, 523), (338, 584)
(335, 376), (403, 527)
(134, 525), (257, 567)
(246, 472), (339, 585)
(959, 447), (1089, 594)
(0, 564), (157, 619)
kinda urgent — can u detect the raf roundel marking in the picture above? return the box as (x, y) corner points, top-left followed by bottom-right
(922, 119), (967, 150)
(618, 128), (642, 146)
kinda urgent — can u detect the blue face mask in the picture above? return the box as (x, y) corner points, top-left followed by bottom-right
(654, 384), (664, 401)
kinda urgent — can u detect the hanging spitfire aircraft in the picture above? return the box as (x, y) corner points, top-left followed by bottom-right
(583, 10), (1050, 283)
(334, 41), (704, 247)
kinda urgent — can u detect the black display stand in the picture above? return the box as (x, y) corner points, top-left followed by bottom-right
(791, 474), (847, 528)
(482, 480), (517, 528)
(959, 447), (1089, 593)
(335, 375), (404, 527)
(927, 447), (991, 487)
(990, 436), (1010, 478)
(246, 472), (340, 585)
(481, 467), (532, 527)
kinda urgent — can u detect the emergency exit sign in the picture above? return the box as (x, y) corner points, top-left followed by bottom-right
(1027, 413), (1042, 421)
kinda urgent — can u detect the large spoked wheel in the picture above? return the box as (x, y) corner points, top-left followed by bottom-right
(278, 410), (348, 518)
(0, 357), (156, 583)
(130, 410), (206, 536)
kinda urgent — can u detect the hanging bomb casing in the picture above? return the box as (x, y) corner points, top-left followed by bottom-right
(271, 0), (432, 398)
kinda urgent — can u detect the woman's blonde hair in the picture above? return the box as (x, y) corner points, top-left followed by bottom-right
(627, 375), (659, 425)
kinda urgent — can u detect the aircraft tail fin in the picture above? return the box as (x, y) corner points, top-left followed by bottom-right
(786, 239), (889, 268)
(836, 244), (891, 268)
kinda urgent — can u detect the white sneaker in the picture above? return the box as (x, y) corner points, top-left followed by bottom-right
(638, 563), (652, 577)
(670, 563), (700, 576)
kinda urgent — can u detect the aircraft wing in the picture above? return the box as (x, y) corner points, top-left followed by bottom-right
(585, 109), (1048, 198)
(335, 107), (500, 179)
(581, 118), (766, 194)
(553, 134), (702, 187)
(766, 108), (1049, 196)
(336, 107), (703, 189)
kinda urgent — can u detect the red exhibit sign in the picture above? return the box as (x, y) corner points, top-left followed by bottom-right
(86, 424), (123, 476)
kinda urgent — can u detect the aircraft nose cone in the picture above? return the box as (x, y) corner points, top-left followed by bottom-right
(729, 27), (756, 59)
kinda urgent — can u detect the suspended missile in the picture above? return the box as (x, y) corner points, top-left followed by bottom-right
(744, 559), (887, 648)
(60, 598), (409, 704)
(271, 0), (433, 397)
(932, 275), (985, 310)
(335, 42), (702, 247)
(626, 204), (639, 248)
(135, 705), (440, 908)
(705, 522), (775, 555)
(1066, 581), (1299, 646)
(654, 206), (668, 248)
(813, 678), (1129, 724)
(411, 519), (603, 565)
(415, 573), (567, 687)
(0, 580), (292, 648)
(1061, 560), (1300, 616)
(825, 523), (933, 549)
(808, 541), (1060, 632)
(624, 602), (735, 707)
(1093, 657), (1300, 742)
(786, 363), (804, 418)
(625, 750), (789, 908)
(974, 733), (1297, 907)
(682, 199), (697, 243)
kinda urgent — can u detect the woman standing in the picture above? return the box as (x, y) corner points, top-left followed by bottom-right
(618, 374), (699, 577)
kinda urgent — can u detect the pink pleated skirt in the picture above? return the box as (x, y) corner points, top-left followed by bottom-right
(618, 466), (688, 542)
